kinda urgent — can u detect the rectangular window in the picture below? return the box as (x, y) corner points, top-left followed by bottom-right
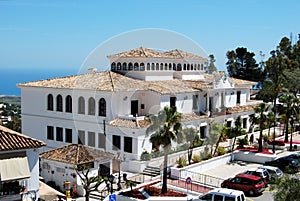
(47, 126), (54, 140)
(98, 133), (106, 149)
(237, 91), (241, 104)
(243, 118), (247, 129)
(170, 97), (176, 108)
(227, 121), (232, 127)
(65, 128), (72, 143)
(78, 130), (85, 145)
(112, 135), (121, 150)
(192, 95), (198, 110)
(88, 132), (95, 147)
(200, 126), (206, 139)
(56, 127), (63, 142)
(124, 137), (132, 153)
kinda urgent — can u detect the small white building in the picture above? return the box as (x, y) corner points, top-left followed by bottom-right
(39, 144), (114, 197)
(18, 47), (261, 172)
(0, 125), (45, 200)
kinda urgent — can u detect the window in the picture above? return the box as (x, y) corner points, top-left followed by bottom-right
(56, 127), (63, 142)
(237, 91), (241, 104)
(47, 126), (54, 140)
(88, 131), (95, 147)
(111, 62), (116, 71)
(170, 97), (176, 108)
(243, 118), (247, 129)
(65, 95), (72, 113)
(78, 96), (85, 114)
(192, 95), (198, 110)
(112, 135), (121, 150)
(88, 97), (95, 115)
(98, 133), (106, 149)
(124, 137), (132, 153)
(227, 120), (232, 127)
(200, 126), (206, 139)
(56, 95), (63, 112)
(214, 195), (223, 201)
(199, 193), (213, 200)
(78, 130), (85, 145)
(47, 94), (53, 111)
(99, 98), (106, 116)
(65, 128), (72, 143)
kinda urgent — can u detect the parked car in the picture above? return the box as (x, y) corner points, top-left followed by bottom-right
(221, 173), (266, 196)
(193, 188), (246, 201)
(286, 152), (300, 161)
(257, 165), (283, 182)
(264, 156), (299, 173)
(243, 168), (270, 183)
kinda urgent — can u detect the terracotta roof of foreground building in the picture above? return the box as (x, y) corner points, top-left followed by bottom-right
(40, 144), (114, 165)
(107, 47), (206, 60)
(110, 118), (151, 129)
(0, 125), (46, 151)
(226, 103), (261, 114)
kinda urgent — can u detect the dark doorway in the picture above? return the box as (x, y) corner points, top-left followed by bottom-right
(170, 97), (176, 108)
(99, 162), (110, 177)
(131, 100), (138, 117)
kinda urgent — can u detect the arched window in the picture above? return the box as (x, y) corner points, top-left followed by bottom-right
(173, 63), (176, 71)
(169, 63), (172, 70)
(140, 63), (145, 71)
(197, 64), (200, 70)
(201, 64), (204, 70)
(177, 63), (182, 71)
(111, 62), (116, 71)
(128, 62), (133, 70)
(146, 63), (150, 71)
(151, 63), (155, 71)
(117, 62), (121, 70)
(65, 95), (72, 113)
(134, 62), (139, 71)
(122, 62), (127, 70)
(160, 63), (164, 71)
(183, 64), (187, 70)
(156, 63), (159, 71)
(56, 95), (63, 112)
(88, 97), (95, 115)
(164, 63), (168, 70)
(47, 94), (53, 111)
(99, 98), (106, 117)
(191, 64), (194, 70)
(187, 64), (190, 70)
(78, 96), (85, 114)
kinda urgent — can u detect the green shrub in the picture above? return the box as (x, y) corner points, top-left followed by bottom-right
(176, 156), (187, 168)
(237, 138), (248, 148)
(140, 150), (152, 161)
(200, 151), (212, 160)
(216, 146), (226, 155)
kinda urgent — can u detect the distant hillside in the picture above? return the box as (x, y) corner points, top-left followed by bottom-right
(0, 95), (21, 106)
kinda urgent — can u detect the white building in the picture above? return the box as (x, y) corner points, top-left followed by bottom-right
(18, 47), (261, 172)
(39, 144), (114, 197)
(0, 125), (45, 200)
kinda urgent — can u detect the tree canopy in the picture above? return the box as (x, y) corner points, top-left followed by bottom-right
(226, 47), (263, 82)
(207, 54), (218, 74)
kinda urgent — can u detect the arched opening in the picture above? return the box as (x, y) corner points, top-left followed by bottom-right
(78, 96), (85, 114)
(169, 63), (172, 70)
(122, 62), (127, 70)
(128, 62), (133, 70)
(201, 64), (204, 70)
(134, 62), (139, 71)
(187, 64), (190, 70)
(140, 63), (145, 71)
(160, 63), (164, 71)
(147, 63), (150, 71)
(99, 98), (106, 117)
(151, 63), (155, 71)
(183, 64), (187, 71)
(47, 94), (53, 111)
(164, 63), (168, 70)
(117, 62), (121, 70)
(88, 97), (95, 115)
(191, 64), (194, 70)
(56, 94), (63, 112)
(177, 63), (182, 71)
(156, 63), (159, 71)
(173, 63), (176, 71)
(111, 62), (116, 71)
(65, 95), (72, 113)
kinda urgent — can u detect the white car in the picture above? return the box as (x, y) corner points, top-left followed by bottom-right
(258, 165), (283, 182)
(243, 168), (270, 183)
(193, 188), (246, 201)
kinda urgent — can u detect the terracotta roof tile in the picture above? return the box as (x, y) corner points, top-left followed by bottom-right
(0, 125), (46, 151)
(40, 144), (114, 165)
(110, 118), (151, 128)
(226, 103), (261, 114)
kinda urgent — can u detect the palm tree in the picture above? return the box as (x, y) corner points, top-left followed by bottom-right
(146, 106), (181, 194)
(228, 116), (247, 151)
(249, 103), (270, 152)
(278, 93), (297, 142)
(266, 112), (275, 137)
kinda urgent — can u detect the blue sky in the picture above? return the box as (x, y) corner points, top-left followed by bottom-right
(1, 0), (300, 74)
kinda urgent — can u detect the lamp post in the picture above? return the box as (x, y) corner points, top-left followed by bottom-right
(108, 174), (115, 194)
(116, 151), (125, 191)
(289, 117), (294, 151)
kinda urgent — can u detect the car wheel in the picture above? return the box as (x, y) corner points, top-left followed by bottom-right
(248, 189), (255, 196)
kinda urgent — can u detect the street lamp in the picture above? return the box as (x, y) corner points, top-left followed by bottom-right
(116, 151), (125, 191)
(289, 117), (294, 151)
(108, 174), (115, 194)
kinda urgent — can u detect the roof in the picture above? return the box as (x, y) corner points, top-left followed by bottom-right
(110, 118), (151, 129)
(0, 125), (46, 151)
(226, 103), (260, 114)
(107, 47), (206, 60)
(39, 144), (114, 165)
(235, 173), (261, 180)
(17, 71), (256, 94)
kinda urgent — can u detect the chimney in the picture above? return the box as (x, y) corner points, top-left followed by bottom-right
(88, 68), (97, 74)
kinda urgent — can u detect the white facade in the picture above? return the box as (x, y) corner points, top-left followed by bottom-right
(19, 47), (260, 172)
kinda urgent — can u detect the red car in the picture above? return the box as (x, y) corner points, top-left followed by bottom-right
(221, 173), (266, 196)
